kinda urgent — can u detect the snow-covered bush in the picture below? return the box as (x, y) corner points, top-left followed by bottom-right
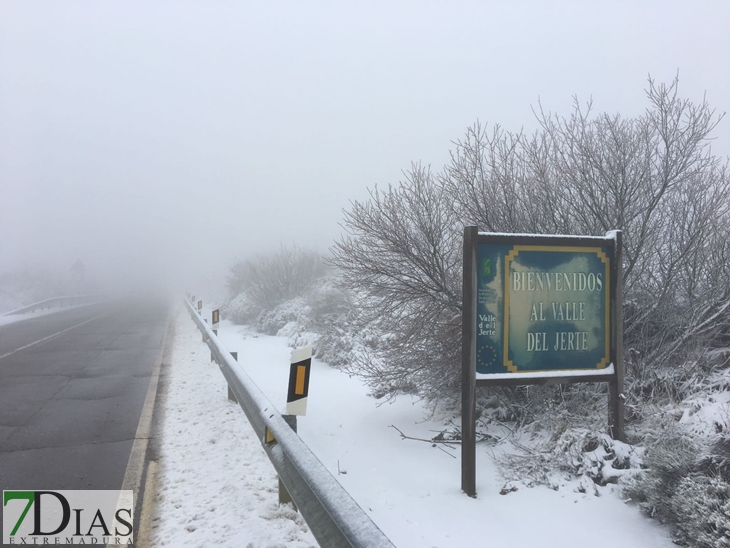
(698, 435), (730, 482)
(221, 291), (259, 326)
(303, 282), (359, 367)
(224, 248), (365, 369)
(497, 427), (644, 492)
(671, 474), (730, 547)
(613, 366), (730, 545)
(623, 433), (698, 522)
(226, 245), (326, 315)
(257, 296), (310, 336)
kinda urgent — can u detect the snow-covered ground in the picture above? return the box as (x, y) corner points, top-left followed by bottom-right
(148, 308), (317, 547)
(152, 304), (675, 547)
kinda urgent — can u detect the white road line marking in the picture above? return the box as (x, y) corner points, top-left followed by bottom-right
(0, 311), (111, 361)
(117, 310), (171, 541)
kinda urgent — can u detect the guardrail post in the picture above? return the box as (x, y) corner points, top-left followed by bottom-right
(228, 352), (238, 403)
(210, 329), (217, 362)
(279, 414), (298, 509)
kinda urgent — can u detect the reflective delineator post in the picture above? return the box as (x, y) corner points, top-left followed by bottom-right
(277, 347), (312, 508)
(286, 347), (312, 416)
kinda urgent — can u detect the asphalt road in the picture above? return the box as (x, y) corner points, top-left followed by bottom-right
(0, 301), (168, 497)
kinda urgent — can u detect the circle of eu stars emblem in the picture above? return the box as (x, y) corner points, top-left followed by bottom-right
(478, 345), (498, 369)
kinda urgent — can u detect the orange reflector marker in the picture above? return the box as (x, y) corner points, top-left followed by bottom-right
(295, 365), (306, 395)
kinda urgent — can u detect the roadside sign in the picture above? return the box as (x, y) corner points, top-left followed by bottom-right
(476, 240), (612, 375)
(461, 227), (624, 497)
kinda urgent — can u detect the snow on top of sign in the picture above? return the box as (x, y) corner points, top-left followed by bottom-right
(477, 363), (615, 380)
(477, 231), (618, 241)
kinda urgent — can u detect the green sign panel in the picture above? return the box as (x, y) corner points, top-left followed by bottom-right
(476, 242), (612, 374)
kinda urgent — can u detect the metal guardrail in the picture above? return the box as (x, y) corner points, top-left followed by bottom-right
(184, 299), (395, 548)
(3, 295), (101, 316)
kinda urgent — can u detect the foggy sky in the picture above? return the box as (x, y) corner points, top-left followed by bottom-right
(1, 1), (729, 291)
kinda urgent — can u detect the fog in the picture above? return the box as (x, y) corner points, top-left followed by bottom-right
(1, 1), (729, 295)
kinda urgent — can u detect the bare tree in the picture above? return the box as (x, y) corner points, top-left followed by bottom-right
(447, 77), (729, 384)
(333, 77), (729, 403)
(330, 163), (463, 398)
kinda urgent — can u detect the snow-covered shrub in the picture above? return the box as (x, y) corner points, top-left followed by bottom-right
(698, 435), (730, 482)
(623, 433), (698, 523)
(224, 248), (367, 370)
(306, 279), (352, 323)
(257, 297), (310, 336)
(301, 280), (358, 365)
(221, 291), (259, 325)
(671, 474), (730, 547)
(551, 430), (644, 485)
(511, 383), (608, 431)
(497, 427), (644, 491)
(226, 245), (326, 314)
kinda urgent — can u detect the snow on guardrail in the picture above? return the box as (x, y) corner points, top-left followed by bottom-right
(3, 295), (102, 316)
